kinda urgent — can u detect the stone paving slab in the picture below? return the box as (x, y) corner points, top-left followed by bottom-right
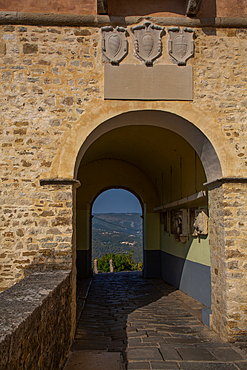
(128, 362), (150, 369)
(127, 348), (163, 361)
(176, 347), (217, 361)
(63, 272), (247, 370)
(159, 346), (182, 360)
(63, 350), (122, 370)
(234, 362), (247, 369)
(151, 362), (180, 369)
(209, 348), (244, 361)
(179, 363), (240, 370)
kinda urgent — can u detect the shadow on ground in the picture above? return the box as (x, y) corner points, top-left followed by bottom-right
(64, 271), (247, 370)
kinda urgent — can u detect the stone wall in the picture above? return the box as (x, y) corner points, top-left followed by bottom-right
(0, 270), (73, 370)
(209, 181), (247, 342)
(0, 18), (247, 343)
(0, 181), (75, 291)
(208, 184), (227, 339)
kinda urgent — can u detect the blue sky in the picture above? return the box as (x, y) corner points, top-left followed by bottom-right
(92, 189), (142, 214)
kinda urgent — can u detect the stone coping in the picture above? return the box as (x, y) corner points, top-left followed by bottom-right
(204, 177), (247, 189)
(40, 178), (81, 187)
(0, 270), (70, 343)
(0, 12), (247, 28)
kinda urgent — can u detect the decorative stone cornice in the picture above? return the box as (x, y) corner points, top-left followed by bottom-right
(40, 178), (81, 188)
(186, 0), (202, 15)
(0, 12), (247, 28)
(204, 177), (247, 189)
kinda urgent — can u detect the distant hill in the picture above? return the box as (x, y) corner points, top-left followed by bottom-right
(92, 213), (143, 263)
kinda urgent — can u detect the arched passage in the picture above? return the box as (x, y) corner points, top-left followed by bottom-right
(75, 112), (220, 313)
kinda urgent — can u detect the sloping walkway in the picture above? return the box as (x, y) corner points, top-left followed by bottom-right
(64, 272), (247, 370)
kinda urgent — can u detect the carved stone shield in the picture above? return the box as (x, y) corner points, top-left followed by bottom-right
(101, 26), (128, 65)
(131, 21), (165, 66)
(168, 27), (194, 66)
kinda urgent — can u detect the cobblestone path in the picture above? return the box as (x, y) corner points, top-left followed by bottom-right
(64, 272), (247, 370)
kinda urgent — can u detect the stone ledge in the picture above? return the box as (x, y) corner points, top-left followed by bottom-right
(0, 12), (247, 28)
(204, 177), (247, 189)
(40, 178), (81, 187)
(0, 270), (72, 370)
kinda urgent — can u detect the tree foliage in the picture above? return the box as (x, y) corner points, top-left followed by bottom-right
(97, 251), (142, 273)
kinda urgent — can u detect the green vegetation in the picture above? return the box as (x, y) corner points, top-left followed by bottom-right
(97, 251), (143, 273)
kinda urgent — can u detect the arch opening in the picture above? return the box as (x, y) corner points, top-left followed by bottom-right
(74, 110), (222, 183)
(91, 188), (143, 273)
(75, 111), (220, 312)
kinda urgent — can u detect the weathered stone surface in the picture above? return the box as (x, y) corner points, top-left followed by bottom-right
(63, 351), (122, 370)
(23, 43), (38, 54)
(0, 271), (73, 370)
(0, 42), (6, 55)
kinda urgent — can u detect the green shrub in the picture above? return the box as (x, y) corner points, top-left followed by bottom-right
(97, 251), (142, 273)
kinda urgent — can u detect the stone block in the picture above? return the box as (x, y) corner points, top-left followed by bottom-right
(0, 42), (6, 55)
(23, 43), (38, 54)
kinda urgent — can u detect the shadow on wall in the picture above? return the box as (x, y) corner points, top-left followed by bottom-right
(160, 236), (211, 309)
(144, 235), (211, 309)
(107, 0), (216, 17)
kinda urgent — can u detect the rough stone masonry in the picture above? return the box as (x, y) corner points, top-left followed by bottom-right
(0, 5), (247, 345)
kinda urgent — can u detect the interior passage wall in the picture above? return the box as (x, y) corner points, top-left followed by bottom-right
(161, 221), (211, 307)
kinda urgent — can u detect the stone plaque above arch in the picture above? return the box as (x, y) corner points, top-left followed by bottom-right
(104, 64), (193, 100)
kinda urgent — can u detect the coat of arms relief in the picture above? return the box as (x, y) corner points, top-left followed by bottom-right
(101, 26), (128, 65)
(131, 21), (165, 66)
(101, 22), (195, 67)
(168, 27), (195, 66)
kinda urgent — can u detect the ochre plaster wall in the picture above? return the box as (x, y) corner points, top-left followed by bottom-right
(0, 0), (96, 15)
(1, 0), (244, 18)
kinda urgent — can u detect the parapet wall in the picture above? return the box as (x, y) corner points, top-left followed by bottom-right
(0, 270), (73, 370)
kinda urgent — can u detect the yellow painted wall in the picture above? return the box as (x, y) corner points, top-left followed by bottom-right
(77, 209), (90, 251)
(144, 213), (160, 251)
(161, 231), (210, 266)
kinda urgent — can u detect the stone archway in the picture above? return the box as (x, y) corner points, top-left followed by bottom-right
(74, 110), (222, 182)
(74, 116), (216, 316)
(65, 109), (246, 343)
